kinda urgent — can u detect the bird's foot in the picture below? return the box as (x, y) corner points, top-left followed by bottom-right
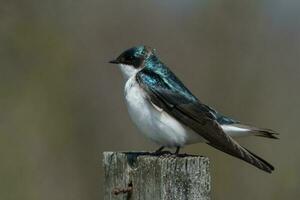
(152, 151), (173, 156)
(174, 146), (180, 155)
(152, 146), (172, 156)
(152, 146), (185, 156)
(173, 146), (188, 157)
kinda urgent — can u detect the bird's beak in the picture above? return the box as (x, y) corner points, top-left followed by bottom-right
(109, 59), (119, 64)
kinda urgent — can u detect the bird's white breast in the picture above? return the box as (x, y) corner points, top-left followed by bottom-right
(124, 76), (203, 147)
(118, 64), (249, 148)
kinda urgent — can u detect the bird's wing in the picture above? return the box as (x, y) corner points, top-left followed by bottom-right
(136, 69), (274, 173)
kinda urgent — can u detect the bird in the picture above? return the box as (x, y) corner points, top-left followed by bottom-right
(109, 45), (279, 173)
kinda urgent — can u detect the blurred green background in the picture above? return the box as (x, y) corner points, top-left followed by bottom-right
(0, 0), (299, 199)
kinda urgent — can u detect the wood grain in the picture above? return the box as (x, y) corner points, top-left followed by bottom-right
(103, 152), (211, 200)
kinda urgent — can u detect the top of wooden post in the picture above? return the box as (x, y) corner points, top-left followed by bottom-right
(103, 152), (211, 200)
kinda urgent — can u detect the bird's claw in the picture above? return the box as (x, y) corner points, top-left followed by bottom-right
(152, 150), (173, 156)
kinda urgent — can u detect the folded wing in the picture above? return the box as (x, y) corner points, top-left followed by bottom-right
(136, 69), (274, 173)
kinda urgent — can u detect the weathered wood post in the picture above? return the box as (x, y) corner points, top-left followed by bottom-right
(103, 152), (211, 200)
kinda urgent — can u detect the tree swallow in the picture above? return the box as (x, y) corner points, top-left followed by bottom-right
(109, 45), (279, 173)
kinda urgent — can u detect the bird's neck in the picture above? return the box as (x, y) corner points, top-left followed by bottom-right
(118, 55), (163, 81)
(144, 55), (162, 70)
(118, 64), (140, 81)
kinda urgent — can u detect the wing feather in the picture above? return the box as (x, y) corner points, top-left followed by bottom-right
(136, 69), (274, 173)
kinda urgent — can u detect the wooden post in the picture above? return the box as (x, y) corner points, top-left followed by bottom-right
(103, 152), (211, 200)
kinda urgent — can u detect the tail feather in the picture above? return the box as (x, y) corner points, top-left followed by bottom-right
(233, 124), (279, 139)
(254, 129), (279, 139)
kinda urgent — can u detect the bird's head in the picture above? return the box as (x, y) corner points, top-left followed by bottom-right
(109, 45), (155, 80)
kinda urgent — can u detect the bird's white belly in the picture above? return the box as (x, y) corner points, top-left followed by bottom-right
(124, 77), (204, 147)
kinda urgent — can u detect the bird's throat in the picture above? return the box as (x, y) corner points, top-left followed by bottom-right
(119, 64), (140, 81)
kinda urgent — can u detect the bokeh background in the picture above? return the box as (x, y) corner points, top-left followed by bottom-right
(1, 0), (299, 199)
